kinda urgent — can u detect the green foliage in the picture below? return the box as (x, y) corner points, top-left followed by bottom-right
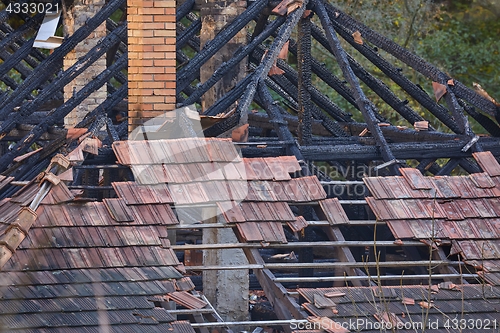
(308, 0), (499, 134)
(414, 1), (500, 100)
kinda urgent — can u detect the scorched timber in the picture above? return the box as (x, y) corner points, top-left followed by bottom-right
(300, 138), (500, 161)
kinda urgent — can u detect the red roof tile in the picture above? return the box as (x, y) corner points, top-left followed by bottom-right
(473, 151), (500, 177)
(287, 215), (308, 232)
(112, 182), (173, 205)
(113, 138), (240, 166)
(400, 168), (432, 190)
(221, 202), (296, 222)
(103, 198), (135, 222)
(167, 291), (207, 309)
(319, 198), (349, 225)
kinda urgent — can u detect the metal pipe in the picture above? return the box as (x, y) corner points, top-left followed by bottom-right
(183, 261), (463, 271)
(274, 273), (478, 283)
(190, 320), (308, 328)
(320, 181), (365, 185)
(171, 240), (424, 250)
(166, 220), (383, 230)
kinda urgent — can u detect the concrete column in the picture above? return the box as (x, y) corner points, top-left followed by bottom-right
(127, 0), (176, 134)
(203, 208), (249, 324)
(63, 0), (107, 128)
(199, 0), (248, 128)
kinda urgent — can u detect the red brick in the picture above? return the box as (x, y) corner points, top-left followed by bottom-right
(128, 45), (154, 52)
(153, 30), (176, 37)
(153, 45), (176, 52)
(153, 15), (176, 22)
(141, 37), (166, 45)
(128, 14), (153, 22)
(129, 59), (153, 67)
(153, 103), (176, 111)
(153, 59), (176, 67)
(153, 1), (176, 7)
(129, 88), (154, 96)
(132, 66), (165, 74)
(153, 74), (176, 81)
(152, 89), (175, 96)
(143, 52), (168, 59)
(141, 22), (166, 30)
(141, 7), (165, 14)
(128, 74), (154, 81)
(129, 81), (165, 89)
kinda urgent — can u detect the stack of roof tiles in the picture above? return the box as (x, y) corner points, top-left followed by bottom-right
(0, 170), (201, 331)
(296, 285), (500, 333)
(365, 151), (500, 285)
(112, 138), (344, 243)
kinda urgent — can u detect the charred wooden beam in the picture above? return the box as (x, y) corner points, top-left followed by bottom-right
(0, 54), (127, 172)
(435, 158), (461, 176)
(252, 44), (353, 123)
(177, 19), (201, 50)
(297, 15), (313, 145)
(341, 122), (462, 142)
(177, 0), (196, 22)
(316, 15), (462, 134)
(0, 24), (126, 137)
(323, 2), (499, 119)
(79, 83), (127, 137)
(248, 109), (330, 137)
(314, 0), (399, 174)
(256, 80), (302, 159)
(2, 124), (65, 141)
(458, 99), (500, 137)
(300, 137), (500, 161)
(264, 69), (348, 136)
(177, 0), (268, 94)
(0, 0), (125, 114)
(287, 38), (358, 109)
(180, 15), (286, 107)
(0, 76), (36, 100)
(458, 158), (481, 174)
(0, 9), (44, 52)
(0, 0), (29, 24)
(0, 35), (36, 80)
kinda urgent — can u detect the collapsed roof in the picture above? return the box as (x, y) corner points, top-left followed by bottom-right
(1, 0), (500, 331)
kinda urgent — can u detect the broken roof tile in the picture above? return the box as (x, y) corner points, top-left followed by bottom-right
(287, 215), (308, 232)
(103, 198), (135, 223)
(473, 151), (500, 177)
(263, 157), (292, 180)
(175, 277), (195, 291)
(470, 172), (496, 189)
(40, 182), (74, 205)
(237, 221), (287, 243)
(318, 198), (349, 225)
(246, 181), (278, 201)
(294, 176), (327, 201)
(400, 168), (432, 190)
(243, 158), (273, 180)
(167, 291), (207, 309)
(112, 182), (173, 205)
(131, 204), (178, 225)
(0, 175), (14, 190)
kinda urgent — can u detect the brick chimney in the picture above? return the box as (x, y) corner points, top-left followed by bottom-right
(127, 0), (176, 134)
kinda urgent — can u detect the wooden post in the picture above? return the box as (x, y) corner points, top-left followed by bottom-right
(199, 0), (248, 133)
(63, 0), (107, 128)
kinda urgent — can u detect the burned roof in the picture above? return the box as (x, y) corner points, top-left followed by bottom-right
(296, 285), (500, 333)
(0, 158), (206, 332)
(365, 151), (500, 285)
